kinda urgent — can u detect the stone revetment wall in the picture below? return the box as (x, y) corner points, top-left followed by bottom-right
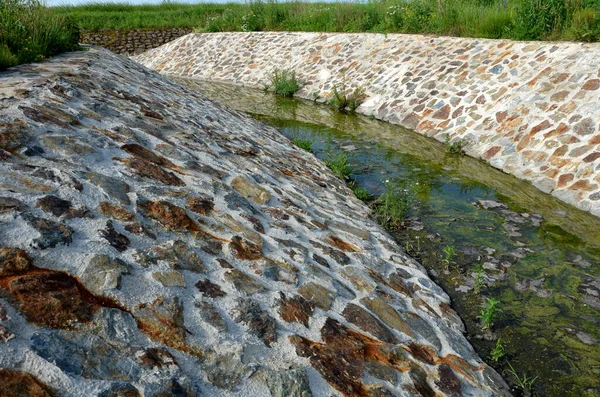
(134, 32), (600, 217)
(81, 28), (193, 55)
(0, 47), (510, 396)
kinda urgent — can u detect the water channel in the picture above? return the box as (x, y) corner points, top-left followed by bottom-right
(178, 79), (600, 397)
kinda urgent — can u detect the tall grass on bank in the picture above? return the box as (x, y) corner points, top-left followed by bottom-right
(54, 0), (600, 43)
(0, 0), (81, 70)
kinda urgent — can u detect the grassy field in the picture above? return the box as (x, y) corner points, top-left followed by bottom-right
(1, 0), (80, 70)
(54, 0), (600, 42)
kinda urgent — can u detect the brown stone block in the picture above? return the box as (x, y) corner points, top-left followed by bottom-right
(581, 79), (600, 91)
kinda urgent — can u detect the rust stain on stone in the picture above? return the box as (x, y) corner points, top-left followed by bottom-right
(325, 235), (361, 253)
(230, 236), (263, 260)
(0, 369), (55, 397)
(0, 248), (126, 329)
(118, 157), (185, 186)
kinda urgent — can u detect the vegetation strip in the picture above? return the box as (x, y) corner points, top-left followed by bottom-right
(0, 0), (80, 70)
(55, 0), (600, 42)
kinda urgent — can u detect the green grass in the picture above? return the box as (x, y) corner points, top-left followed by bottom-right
(53, 0), (600, 42)
(325, 151), (353, 180)
(291, 136), (313, 152)
(372, 180), (415, 228)
(1, 0), (81, 70)
(266, 68), (301, 97)
(349, 182), (371, 201)
(444, 134), (469, 154)
(329, 81), (366, 113)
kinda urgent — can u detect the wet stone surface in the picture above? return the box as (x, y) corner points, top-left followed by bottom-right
(0, 47), (507, 396)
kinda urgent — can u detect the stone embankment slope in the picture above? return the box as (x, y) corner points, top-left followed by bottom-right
(0, 48), (509, 396)
(135, 32), (600, 217)
(81, 28), (193, 55)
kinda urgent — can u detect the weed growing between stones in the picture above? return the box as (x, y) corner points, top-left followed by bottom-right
(444, 134), (469, 154)
(477, 297), (502, 330)
(372, 180), (416, 229)
(324, 151), (352, 180)
(348, 181), (370, 201)
(507, 361), (538, 397)
(265, 68), (301, 97)
(473, 262), (486, 294)
(490, 338), (505, 362)
(329, 80), (366, 113)
(442, 245), (456, 269)
(292, 136), (313, 152)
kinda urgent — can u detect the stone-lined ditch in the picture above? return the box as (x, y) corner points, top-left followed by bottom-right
(179, 79), (600, 397)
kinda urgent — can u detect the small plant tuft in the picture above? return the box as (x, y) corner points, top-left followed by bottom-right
(490, 338), (505, 362)
(325, 151), (352, 180)
(477, 297), (502, 330)
(372, 180), (415, 229)
(329, 81), (366, 113)
(507, 361), (538, 397)
(266, 68), (301, 97)
(442, 245), (456, 269)
(444, 134), (469, 154)
(473, 262), (486, 294)
(292, 137), (313, 153)
(348, 181), (371, 201)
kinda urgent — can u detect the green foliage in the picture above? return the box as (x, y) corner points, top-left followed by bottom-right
(291, 136), (313, 152)
(325, 151), (352, 180)
(0, 0), (80, 70)
(348, 181), (371, 201)
(0, 45), (18, 69)
(442, 245), (456, 268)
(372, 180), (415, 228)
(507, 361), (538, 394)
(444, 134), (469, 154)
(329, 81), (366, 113)
(513, 0), (568, 40)
(55, 0), (600, 43)
(474, 262), (486, 294)
(490, 338), (505, 362)
(476, 297), (502, 330)
(266, 68), (301, 97)
(566, 7), (600, 42)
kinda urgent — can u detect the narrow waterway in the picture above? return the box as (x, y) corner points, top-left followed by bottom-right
(179, 79), (600, 397)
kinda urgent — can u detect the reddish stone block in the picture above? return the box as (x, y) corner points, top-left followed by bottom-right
(496, 111), (508, 123)
(583, 152), (600, 163)
(558, 173), (574, 188)
(432, 105), (450, 120)
(581, 79), (600, 91)
(550, 91), (569, 102)
(569, 180), (598, 191)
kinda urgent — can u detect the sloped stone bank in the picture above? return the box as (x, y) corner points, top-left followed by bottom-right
(134, 32), (600, 217)
(0, 48), (509, 396)
(81, 28), (192, 55)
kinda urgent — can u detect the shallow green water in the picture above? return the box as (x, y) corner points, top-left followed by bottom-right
(179, 79), (600, 397)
